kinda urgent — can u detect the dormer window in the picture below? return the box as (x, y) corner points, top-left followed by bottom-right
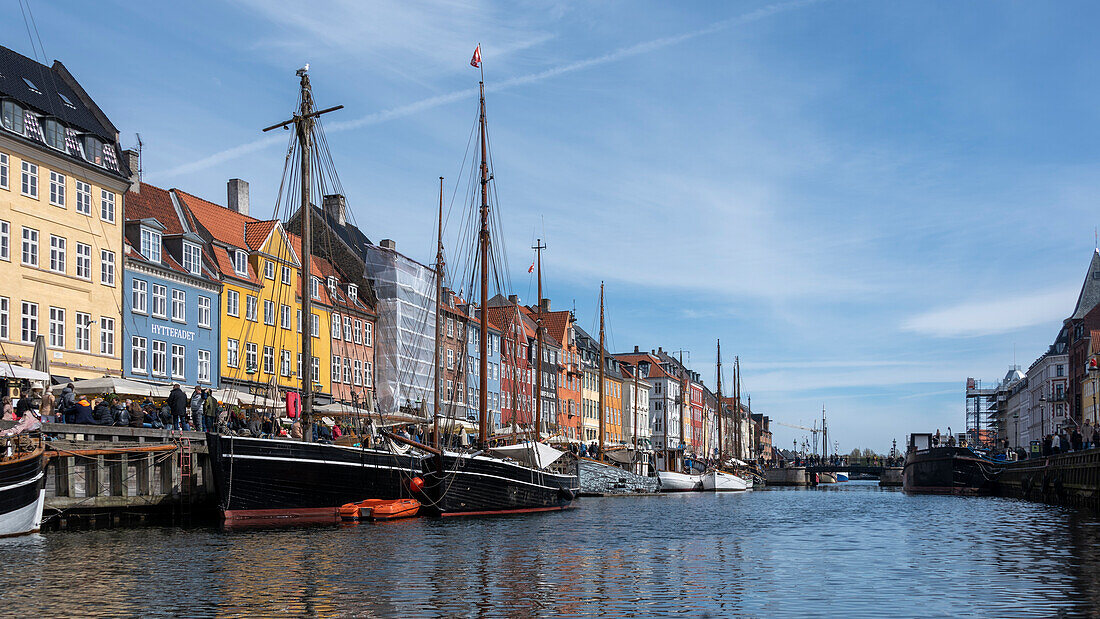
(58, 93), (75, 108)
(22, 78), (40, 93)
(348, 284), (357, 300)
(82, 136), (103, 166)
(41, 119), (64, 150)
(234, 250), (248, 276)
(183, 242), (202, 276)
(1, 101), (24, 135)
(311, 276), (321, 300)
(140, 228), (162, 264)
(327, 276), (337, 292)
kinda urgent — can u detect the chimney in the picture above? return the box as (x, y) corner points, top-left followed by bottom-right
(658, 346), (663, 355)
(124, 148), (140, 193)
(380, 239), (396, 250)
(540, 298), (551, 312)
(508, 294), (519, 305)
(322, 194), (346, 227)
(634, 345), (640, 353)
(228, 179), (249, 216)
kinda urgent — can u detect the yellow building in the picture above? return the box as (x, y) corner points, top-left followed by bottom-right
(605, 369), (623, 445)
(176, 183), (331, 402)
(0, 48), (131, 380)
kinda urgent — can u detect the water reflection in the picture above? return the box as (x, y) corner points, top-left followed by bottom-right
(3, 483), (1099, 616)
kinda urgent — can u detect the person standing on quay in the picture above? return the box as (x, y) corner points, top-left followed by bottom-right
(168, 383), (189, 431)
(202, 389), (218, 433)
(1084, 421), (1095, 451)
(38, 388), (55, 424)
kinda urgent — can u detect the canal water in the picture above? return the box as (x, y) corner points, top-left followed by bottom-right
(3, 481), (1098, 617)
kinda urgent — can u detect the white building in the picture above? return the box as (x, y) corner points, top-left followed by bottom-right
(616, 347), (682, 471)
(1023, 327), (1070, 450)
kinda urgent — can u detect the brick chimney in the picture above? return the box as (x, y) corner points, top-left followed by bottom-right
(539, 298), (551, 312)
(322, 194), (346, 227)
(508, 294), (519, 305)
(124, 148), (140, 193)
(228, 179), (249, 216)
(634, 345), (640, 353)
(380, 239), (396, 250)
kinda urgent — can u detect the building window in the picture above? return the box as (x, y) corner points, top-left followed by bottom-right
(311, 277), (321, 300)
(1057, 364), (1065, 378)
(21, 161), (37, 199)
(332, 355), (341, 383)
(327, 276), (337, 292)
(151, 340), (167, 376)
(348, 284), (357, 300)
(183, 242), (202, 275)
(353, 359), (362, 386)
(75, 180), (91, 215)
(263, 346), (274, 375)
(131, 336), (147, 374)
(197, 350), (211, 383)
(0, 297), (7, 340)
(151, 284), (167, 318)
(172, 344), (186, 380)
(0, 220), (7, 261)
(281, 350), (292, 377)
(281, 265), (291, 285)
(365, 361), (373, 386)
(245, 343), (257, 372)
(365, 322), (372, 347)
(311, 313), (319, 338)
(171, 290), (186, 322)
(311, 356), (319, 384)
(226, 339), (239, 368)
(48, 307), (64, 348)
(332, 313), (341, 339)
(343, 358), (351, 384)
(297, 310), (302, 333)
(198, 296), (211, 328)
(234, 250), (247, 277)
(447, 348), (454, 369)
(226, 290), (239, 317)
(42, 119), (64, 150)
(1, 101), (24, 134)
(49, 171), (65, 207)
(245, 295), (257, 322)
(0, 152), (7, 190)
(75, 242), (91, 279)
(82, 136), (103, 165)
(140, 228), (161, 263)
(21, 227), (37, 266)
(131, 279), (147, 314)
(281, 304), (291, 330)
(264, 260), (275, 280)
(354, 320), (362, 344)
(100, 317), (114, 355)
(100, 250), (115, 286)
(48, 235), (65, 273)
(447, 318), (454, 338)
(100, 189), (115, 223)
(344, 316), (352, 341)
(263, 299), (275, 326)
(75, 312), (90, 352)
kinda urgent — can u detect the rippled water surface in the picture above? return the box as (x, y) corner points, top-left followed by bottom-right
(4, 481), (1100, 617)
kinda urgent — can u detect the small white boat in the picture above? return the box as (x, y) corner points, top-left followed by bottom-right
(701, 470), (750, 492)
(835, 471), (850, 482)
(657, 470), (703, 492)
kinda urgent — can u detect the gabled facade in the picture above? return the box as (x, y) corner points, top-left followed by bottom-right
(1066, 249), (1100, 426)
(487, 296), (534, 430)
(123, 183), (220, 387)
(461, 304), (502, 430)
(615, 347), (683, 470)
(541, 306), (582, 441)
(0, 45), (131, 379)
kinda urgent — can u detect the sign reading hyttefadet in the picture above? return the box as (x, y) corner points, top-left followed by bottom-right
(151, 324), (197, 341)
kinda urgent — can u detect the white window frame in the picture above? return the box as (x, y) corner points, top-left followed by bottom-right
(332, 313), (341, 339)
(151, 284), (167, 318)
(343, 358), (351, 384)
(332, 355), (341, 383)
(348, 284), (357, 300)
(364, 322), (372, 347)
(100, 250), (115, 286)
(234, 250), (247, 277)
(263, 346), (274, 375)
(281, 304), (291, 330)
(263, 299), (275, 326)
(344, 316), (352, 341)
(0, 296), (7, 340)
(281, 265), (291, 285)
(171, 344), (186, 380)
(245, 295), (257, 322)
(365, 361), (373, 386)
(21, 227), (37, 267)
(49, 170), (65, 207)
(183, 241), (201, 275)
(131, 279), (147, 314)
(100, 317), (114, 355)
(353, 359), (362, 386)
(227, 339), (239, 368)
(197, 350), (211, 384)
(0, 220), (8, 262)
(100, 189), (115, 223)
(0, 152), (7, 191)
(226, 290), (239, 317)
(171, 289), (186, 322)
(310, 312), (319, 338)
(75, 311), (91, 352)
(354, 320), (362, 344)
(151, 340), (167, 377)
(21, 161), (37, 199)
(281, 349), (291, 377)
(75, 242), (91, 279)
(198, 296), (211, 328)
(264, 260), (274, 280)
(245, 343), (257, 372)
(75, 180), (91, 216)
(131, 336), (147, 374)
(48, 306), (65, 349)
(48, 235), (65, 273)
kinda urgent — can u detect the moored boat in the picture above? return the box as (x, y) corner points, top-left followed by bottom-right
(0, 433), (46, 537)
(422, 450), (578, 516)
(658, 470), (703, 492)
(701, 470), (750, 492)
(903, 433), (1002, 495)
(835, 471), (850, 482)
(340, 498), (421, 521)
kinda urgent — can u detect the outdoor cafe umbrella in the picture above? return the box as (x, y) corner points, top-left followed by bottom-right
(51, 376), (156, 397)
(30, 335), (48, 378)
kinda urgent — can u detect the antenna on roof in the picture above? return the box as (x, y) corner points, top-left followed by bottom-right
(135, 133), (143, 184)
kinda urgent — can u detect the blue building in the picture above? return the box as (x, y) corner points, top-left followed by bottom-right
(464, 305), (502, 431)
(121, 183), (220, 388)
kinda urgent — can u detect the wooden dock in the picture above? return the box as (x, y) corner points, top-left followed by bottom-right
(995, 449), (1100, 510)
(28, 423), (217, 530)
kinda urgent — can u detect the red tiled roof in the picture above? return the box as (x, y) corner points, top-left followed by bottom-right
(245, 220), (277, 251)
(541, 310), (572, 347)
(124, 183), (185, 234)
(175, 189), (252, 248)
(614, 352), (676, 380)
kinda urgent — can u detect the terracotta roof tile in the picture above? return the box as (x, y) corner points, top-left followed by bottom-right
(124, 183), (185, 234)
(175, 189), (252, 248)
(245, 220), (277, 251)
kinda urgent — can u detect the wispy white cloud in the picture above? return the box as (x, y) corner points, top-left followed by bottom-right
(900, 285), (1078, 338)
(150, 0), (820, 181)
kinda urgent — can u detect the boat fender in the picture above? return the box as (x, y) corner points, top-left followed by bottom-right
(409, 476), (424, 493)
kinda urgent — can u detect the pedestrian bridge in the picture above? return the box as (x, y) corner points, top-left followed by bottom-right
(806, 464), (890, 477)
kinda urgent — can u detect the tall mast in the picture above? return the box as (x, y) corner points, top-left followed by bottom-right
(598, 282), (606, 459)
(717, 339), (723, 467)
(632, 361), (639, 460)
(433, 176), (444, 450)
(679, 351), (686, 471)
(822, 404), (827, 461)
(298, 69), (315, 441)
(477, 80), (490, 449)
(534, 239), (546, 442)
(734, 356), (741, 460)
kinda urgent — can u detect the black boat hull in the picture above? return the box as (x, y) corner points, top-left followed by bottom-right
(0, 444), (46, 537)
(903, 446), (1002, 495)
(422, 453), (579, 516)
(206, 433), (422, 523)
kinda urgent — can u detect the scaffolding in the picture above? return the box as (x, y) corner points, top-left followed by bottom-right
(965, 377), (997, 446)
(363, 243), (436, 416)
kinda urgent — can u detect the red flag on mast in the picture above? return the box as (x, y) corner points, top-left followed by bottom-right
(528, 263), (534, 273)
(470, 44), (481, 68)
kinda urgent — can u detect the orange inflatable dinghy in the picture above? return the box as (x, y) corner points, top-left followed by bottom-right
(339, 498), (421, 521)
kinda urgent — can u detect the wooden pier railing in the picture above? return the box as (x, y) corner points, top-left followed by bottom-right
(996, 448), (1100, 510)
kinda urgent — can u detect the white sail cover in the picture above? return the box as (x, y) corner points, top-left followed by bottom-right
(490, 441), (566, 468)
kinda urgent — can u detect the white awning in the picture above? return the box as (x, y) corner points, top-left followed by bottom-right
(490, 441), (566, 468)
(0, 364), (50, 381)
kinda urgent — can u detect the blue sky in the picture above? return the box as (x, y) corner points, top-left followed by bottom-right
(6, 0), (1098, 453)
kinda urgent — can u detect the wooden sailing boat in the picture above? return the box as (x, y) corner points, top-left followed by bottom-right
(206, 67), (422, 524)
(702, 340), (748, 491)
(416, 59), (579, 516)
